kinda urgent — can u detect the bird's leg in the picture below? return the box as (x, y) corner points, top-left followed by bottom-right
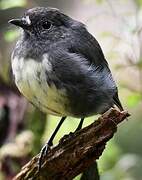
(38, 116), (66, 171)
(59, 117), (85, 145)
(75, 118), (84, 132)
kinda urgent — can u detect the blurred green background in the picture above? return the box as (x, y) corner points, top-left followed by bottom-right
(0, 0), (142, 179)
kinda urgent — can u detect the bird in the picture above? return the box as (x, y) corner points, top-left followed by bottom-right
(9, 7), (123, 170)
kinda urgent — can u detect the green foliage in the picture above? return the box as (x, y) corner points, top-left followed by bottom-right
(136, 59), (142, 69)
(99, 141), (121, 172)
(4, 29), (20, 42)
(73, 174), (81, 180)
(0, 173), (4, 180)
(135, 0), (142, 7)
(127, 92), (142, 107)
(101, 154), (142, 180)
(95, 0), (103, 4)
(116, 115), (142, 156)
(0, 0), (26, 9)
(83, 0), (103, 4)
(27, 108), (47, 155)
(101, 31), (113, 38)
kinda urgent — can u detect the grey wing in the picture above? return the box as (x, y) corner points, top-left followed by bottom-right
(48, 48), (119, 116)
(68, 29), (123, 111)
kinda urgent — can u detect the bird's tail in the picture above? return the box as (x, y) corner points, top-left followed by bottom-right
(113, 92), (124, 111)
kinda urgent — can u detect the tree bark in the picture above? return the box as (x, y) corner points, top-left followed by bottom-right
(13, 108), (130, 180)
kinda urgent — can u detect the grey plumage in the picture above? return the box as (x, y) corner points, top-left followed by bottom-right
(10, 7), (123, 118)
(9, 7), (123, 169)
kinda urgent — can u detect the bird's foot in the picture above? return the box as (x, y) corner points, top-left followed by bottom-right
(38, 142), (52, 172)
(59, 132), (74, 144)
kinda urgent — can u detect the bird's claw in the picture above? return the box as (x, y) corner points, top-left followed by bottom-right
(38, 143), (51, 172)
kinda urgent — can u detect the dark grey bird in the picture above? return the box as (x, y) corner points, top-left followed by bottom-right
(9, 7), (123, 169)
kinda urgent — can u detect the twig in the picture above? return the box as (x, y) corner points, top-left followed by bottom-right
(81, 161), (100, 180)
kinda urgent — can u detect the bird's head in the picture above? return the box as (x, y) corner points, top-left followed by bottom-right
(8, 7), (84, 41)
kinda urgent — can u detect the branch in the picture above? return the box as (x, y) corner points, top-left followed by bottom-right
(81, 161), (100, 180)
(14, 108), (130, 180)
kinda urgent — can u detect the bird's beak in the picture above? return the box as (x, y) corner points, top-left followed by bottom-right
(8, 18), (31, 29)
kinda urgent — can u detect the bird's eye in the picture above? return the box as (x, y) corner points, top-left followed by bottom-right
(42, 21), (51, 29)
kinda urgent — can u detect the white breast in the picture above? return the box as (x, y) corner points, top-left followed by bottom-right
(11, 54), (69, 116)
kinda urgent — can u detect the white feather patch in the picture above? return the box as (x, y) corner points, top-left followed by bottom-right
(42, 54), (52, 72)
(26, 16), (31, 25)
(11, 54), (68, 116)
